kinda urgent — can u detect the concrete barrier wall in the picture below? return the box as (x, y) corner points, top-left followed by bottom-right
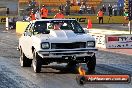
(49, 16), (127, 24)
(0, 16), (129, 24)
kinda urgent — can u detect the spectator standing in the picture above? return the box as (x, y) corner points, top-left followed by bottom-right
(78, 6), (83, 14)
(122, 11), (128, 26)
(82, 1), (87, 13)
(12, 17), (18, 29)
(54, 10), (65, 19)
(87, 5), (91, 14)
(40, 5), (48, 19)
(26, 0), (32, 11)
(119, 4), (123, 16)
(65, 2), (70, 15)
(35, 9), (41, 20)
(79, 3), (86, 14)
(28, 0), (38, 10)
(97, 9), (104, 24)
(30, 10), (36, 21)
(108, 4), (113, 16)
(31, 0), (38, 7)
(8, 17), (14, 29)
(91, 5), (95, 14)
(59, 4), (64, 13)
(112, 5), (118, 16)
(102, 5), (106, 15)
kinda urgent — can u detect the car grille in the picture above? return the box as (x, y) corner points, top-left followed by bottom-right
(51, 42), (86, 49)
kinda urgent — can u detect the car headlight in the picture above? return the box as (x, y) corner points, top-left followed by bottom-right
(41, 42), (50, 49)
(87, 41), (95, 47)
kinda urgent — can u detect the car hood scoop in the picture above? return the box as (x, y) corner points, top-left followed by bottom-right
(34, 30), (94, 42)
(50, 30), (76, 38)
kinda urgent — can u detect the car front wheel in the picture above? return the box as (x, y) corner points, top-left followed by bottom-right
(32, 50), (42, 73)
(86, 54), (96, 73)
(20, 48), (32, 67)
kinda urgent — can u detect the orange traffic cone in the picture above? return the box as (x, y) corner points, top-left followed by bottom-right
(87, 18), (92, 29)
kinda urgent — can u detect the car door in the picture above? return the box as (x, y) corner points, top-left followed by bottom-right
(24, 23), (35, 59)
(26, 23), (34, 59)
(21, 23), (33, 59)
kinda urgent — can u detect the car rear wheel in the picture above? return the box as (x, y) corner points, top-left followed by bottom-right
(86, 54), (96, 73)
(32, 50), (42, 73)
(20, 48), (32, 67)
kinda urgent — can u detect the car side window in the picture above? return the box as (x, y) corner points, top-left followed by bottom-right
(29, 23), (34, 32)
(33, 22), (47, 34)
(24, 23), (33, 36)
(26, 23), (31, 31)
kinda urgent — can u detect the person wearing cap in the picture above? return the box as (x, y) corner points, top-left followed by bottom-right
(30, 10), (36, 21)
(54, 10), (65, 19)
(40, 5), (48, 19)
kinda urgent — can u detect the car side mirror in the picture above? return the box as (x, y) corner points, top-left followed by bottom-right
(24, 31), (32, 36)
(83, 28), (89, 34)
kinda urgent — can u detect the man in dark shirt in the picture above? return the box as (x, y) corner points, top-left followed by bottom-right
(102, 5), (106, 15)
(108, 4), (113, 16)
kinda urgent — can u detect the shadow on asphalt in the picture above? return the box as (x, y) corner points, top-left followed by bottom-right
(41, 65), (95, 74)
(41, 65), (78, 74)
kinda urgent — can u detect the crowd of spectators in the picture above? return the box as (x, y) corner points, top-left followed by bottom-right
(65, 0), (124, 16)
(22, 0), (126, 16)
(101, 4), (124, 16)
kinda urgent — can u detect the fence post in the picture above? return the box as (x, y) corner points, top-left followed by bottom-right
(6, 16), (9, 30)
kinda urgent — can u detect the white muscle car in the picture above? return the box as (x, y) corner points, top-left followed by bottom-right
(18, 19), (97, 73)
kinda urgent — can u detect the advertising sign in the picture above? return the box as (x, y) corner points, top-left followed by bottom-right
(106, 35), (132, 48)
(0, 16), (6, 23)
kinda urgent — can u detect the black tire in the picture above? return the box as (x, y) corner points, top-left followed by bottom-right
(86, 54), (96, 73)
(66, 61), (79, 73)
(76, 76), (86, 85)
(32, 50), (42, 73)
(20, 48), (32, 67)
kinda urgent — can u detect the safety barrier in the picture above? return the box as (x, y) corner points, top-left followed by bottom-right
(106, 34), (132, 48)
(62, 16), (126, 24)
(1, 16), (129, 24)
(16, 21), (29, 37)
(89, 29), (132, 48)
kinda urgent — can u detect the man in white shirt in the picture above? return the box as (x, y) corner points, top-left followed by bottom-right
(35, 10), (41, 20)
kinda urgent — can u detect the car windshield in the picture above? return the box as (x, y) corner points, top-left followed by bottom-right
(34, 20), (85, 34)
(33, 21), (47, 34)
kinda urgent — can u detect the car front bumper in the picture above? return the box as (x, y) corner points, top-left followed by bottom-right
(37, 48), (98, 59)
